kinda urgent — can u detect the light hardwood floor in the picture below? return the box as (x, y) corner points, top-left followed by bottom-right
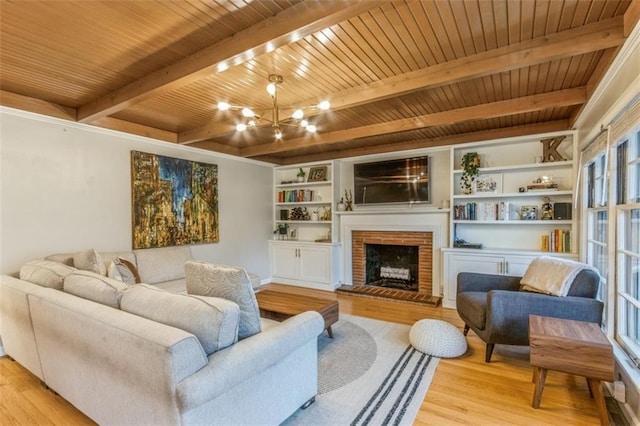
(0, 283), (603, 425)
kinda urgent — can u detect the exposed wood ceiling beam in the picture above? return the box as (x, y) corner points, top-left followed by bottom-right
(179, 17), (624, 145)
(0, 90), (76, 121)
(241, 87), (586, 158)
(76, 0), (384, 124)
(278, 120), (571, 165)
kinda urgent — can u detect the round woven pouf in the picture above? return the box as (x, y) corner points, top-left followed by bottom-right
(409, 319), (467, 358)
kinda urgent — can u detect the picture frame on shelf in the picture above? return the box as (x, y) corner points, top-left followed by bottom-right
(307, 166), (327, 182)
(473, 173), (502, 194)
(521, 205), (538, 220)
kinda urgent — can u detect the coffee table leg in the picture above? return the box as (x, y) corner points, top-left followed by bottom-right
(532, 367), (547, 408)
(587, 378), (610, 426)
(327, 326), (333, 338)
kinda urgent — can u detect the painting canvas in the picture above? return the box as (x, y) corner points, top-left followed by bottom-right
(131, 151), (218, 249)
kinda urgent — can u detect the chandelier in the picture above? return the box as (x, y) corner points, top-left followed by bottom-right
(217, 74), (330, 140)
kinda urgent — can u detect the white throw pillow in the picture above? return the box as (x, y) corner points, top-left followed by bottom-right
(107, 257), (141, 284)
(73, 248), (106, 276)
(20, 259), (77, 290)
(185, 261), (261, 339)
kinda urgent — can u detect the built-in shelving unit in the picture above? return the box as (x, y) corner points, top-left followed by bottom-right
(450, 131), (577, 252)
(270, 161), (341, 290)
(442, 131), (579, 308)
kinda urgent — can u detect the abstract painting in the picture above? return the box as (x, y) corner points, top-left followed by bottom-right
(131, 151), (218, 249)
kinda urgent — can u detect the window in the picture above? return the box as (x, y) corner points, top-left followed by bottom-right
(583, 100), (640, 363)
(587, 153), (607, 208)
(587, 209), (608, 326)
(617, 130), (640, 358)
(586, 150), (610, 326)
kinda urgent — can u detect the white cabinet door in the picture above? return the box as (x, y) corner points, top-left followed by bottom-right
(270, 244), (298, 279)
(503, 255), (536, 276)
(449, 254), (504, 275)
(299, 245), (331, 283)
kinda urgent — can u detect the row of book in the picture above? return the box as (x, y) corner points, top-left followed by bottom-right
(541, 229), (572, 253)
(453, 202), (515, 221)
(277, 189), (316, 203)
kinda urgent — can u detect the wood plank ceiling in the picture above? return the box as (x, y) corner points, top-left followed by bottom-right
(1, 0), (638, 165)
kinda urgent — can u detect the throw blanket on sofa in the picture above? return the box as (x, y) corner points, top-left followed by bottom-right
(520, 256), (596, 297)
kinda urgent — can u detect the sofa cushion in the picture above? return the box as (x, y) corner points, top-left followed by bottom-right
(73, 249), (107, 276)
(185, 261), (261, 340)
(154, 278), (186, 294)
(19, 259), (77, 290)
(64, 270), (129, 309)
(120, 284), (239, 355)
(107, 258), (141, 285)
(134, 246), (191, 284)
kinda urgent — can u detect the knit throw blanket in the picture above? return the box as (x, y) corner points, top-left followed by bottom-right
(520, 256), (595, 297)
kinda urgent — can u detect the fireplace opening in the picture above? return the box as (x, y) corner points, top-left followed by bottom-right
(365, 243), (419, 291)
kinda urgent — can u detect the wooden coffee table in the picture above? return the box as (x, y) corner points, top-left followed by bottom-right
(529, 315), (614, 426)
(255, 290), (339, 338)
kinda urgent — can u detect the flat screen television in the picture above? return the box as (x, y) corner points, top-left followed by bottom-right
(354, 156), (430, 205)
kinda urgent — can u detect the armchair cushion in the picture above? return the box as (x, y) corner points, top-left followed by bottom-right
(456, 292), (487, 330)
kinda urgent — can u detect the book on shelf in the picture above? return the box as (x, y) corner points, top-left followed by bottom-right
(277, 189), (315, 203)
(540, 229), (571, 253)
(454, 201), (512, 221)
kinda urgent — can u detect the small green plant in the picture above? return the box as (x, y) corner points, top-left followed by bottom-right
(297, 168), (305, 177)
(460, 152), (480, 193)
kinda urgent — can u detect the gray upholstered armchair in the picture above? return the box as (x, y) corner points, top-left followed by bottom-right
(456, 268), (603, 363)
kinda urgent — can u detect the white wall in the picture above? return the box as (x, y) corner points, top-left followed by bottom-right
(0, 108), (274, 278)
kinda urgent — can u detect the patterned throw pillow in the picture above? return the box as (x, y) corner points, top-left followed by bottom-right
(107, 257), (141, 284)
(185, 261), (261, 339)
(73, 248), (106, 275)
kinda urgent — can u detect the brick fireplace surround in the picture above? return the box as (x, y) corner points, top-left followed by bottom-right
(339, 230), (439, 306)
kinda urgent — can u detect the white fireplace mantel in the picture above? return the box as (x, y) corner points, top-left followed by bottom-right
(338, 210), (449, 298)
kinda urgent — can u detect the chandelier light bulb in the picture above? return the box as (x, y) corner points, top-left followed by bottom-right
(217, 101), (230, 111)
(292, 109), (304, 119)
(318, 100), (330, 110)
(267, 83), (276, 96)
(306, 124), (317, 133)
(241, 107), (255, 118)
(236, 123), (247, 132)
(274, 128), (283, 139)
(300, 119), (308, 128)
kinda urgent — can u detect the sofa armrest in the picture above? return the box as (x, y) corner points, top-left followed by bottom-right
(485, 290), (604, 343)
(177, 311), (324, 412)
(457, 272), (522, 294)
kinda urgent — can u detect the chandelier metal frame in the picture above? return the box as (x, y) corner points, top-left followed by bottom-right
(217, 74), (330, 140)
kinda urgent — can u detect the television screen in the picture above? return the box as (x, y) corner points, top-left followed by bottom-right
(354, 156), (430, 205)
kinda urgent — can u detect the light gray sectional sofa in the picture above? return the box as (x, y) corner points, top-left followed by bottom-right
(0, 246), (323, 425)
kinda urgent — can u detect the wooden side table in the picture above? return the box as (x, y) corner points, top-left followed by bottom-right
(529, 315), (614, 426)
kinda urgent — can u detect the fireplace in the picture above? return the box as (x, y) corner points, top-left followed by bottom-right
(365, 243), (419, 291)
(351, 230), (433, 298)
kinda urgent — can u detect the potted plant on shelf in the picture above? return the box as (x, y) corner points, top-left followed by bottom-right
(460, 152), (480, 194)
(297, 168), (306, 182)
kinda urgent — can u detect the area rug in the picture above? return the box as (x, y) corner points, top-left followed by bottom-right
(283, 314), (439, 426)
